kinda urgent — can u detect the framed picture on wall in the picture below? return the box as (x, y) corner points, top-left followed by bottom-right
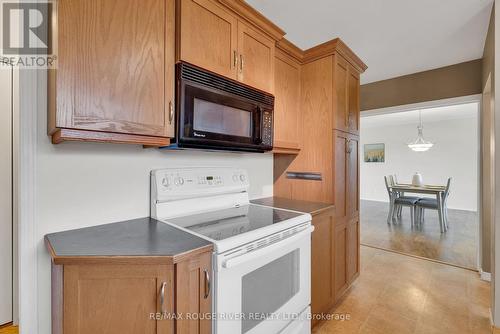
(364, 143), (385, 163)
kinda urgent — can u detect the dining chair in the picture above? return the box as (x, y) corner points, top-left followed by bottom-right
(415, 178), (452, 232)
(384, 175), (420, 226)
(392, 174), (404, 217)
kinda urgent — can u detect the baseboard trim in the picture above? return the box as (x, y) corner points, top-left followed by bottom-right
(480, 269), (492, 282)
(361, 244), (478, 272)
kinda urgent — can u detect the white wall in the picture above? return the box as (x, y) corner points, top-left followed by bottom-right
(33, 79), (273, 332)
(0, 67), (13, 326)
(360, 108), (478, 211)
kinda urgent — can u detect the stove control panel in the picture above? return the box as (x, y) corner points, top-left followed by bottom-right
(152, 168), (250, 202)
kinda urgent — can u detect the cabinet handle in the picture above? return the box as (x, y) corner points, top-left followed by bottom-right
(239, 55), (244, 74)
(160, 282), (167, 314)
(346, 139), (352, 154)
(168, 101), (174, 125)
(233, 50), (238, 68)
(204, 269), (211, 299)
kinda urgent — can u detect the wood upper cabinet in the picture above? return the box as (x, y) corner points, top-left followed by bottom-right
(236, 21), (275, 93)
(311, 207), (335, 327)
(334, 57), (349, 133)
(50, 0), (176, 145)
(347, 67), (360, 135)
(177, 0), (276, 94)
(177, 0), (238, 79)
(59, 264), (174, 334)
(333, 55), (361, 135)
(273, 49), (301, 153)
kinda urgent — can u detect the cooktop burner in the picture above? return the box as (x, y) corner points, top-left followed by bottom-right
(165, 204), (303, 241)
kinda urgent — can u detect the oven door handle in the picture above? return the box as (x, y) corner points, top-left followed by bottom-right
(222, 225), (314, 269)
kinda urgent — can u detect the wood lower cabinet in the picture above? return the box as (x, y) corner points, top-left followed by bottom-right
(49, 0), (176, 145)
(177, 0), (280, 94)
(54, 264), (174, 334)
(273, 47), (301, 154)
(311, 207), (335, 327)
(176, 252), (212, 334)
(51, 251), (212, 334)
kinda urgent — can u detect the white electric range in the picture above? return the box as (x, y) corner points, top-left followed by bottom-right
(150, 167), (313, 334)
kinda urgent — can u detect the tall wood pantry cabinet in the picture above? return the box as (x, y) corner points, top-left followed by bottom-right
(273, 38), (367, 321)
(49, 0), (176, 146)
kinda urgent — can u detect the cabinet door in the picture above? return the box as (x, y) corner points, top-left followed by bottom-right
(334, 130), (348, 220)
(334, 222), (348, 300)
(333, 56), (349, 132)
(64, 264), (174, 334)
(178, 0), (238, 79)
(346, 135), (359, 218)
(273, 50), (301, 152)
(347, 66), (360, 135)
(56, 0), (172, 139)
(176, 251), (212, 334)
(311, 209), (335, 326)
(347, 218), (360, 283)
(237, 21), (275, 93)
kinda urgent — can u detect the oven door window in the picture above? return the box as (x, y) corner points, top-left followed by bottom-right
(241, 250), (300, 333)
(193, 98), (251, 138)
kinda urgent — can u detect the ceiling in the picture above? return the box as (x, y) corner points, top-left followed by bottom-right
(361, 102), (478, 128)
(246, 0), (493, 84)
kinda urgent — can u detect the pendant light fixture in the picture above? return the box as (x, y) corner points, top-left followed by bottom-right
(408, 110), (433, 152)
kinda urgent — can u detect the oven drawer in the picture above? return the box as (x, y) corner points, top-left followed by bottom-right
(279, 307), (311, 334)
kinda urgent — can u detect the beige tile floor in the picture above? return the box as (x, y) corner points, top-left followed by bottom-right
(313, 246), (492, 334)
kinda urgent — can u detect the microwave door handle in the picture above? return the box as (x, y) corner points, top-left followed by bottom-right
(253, 107), (263, 144)
(222, 225), (315, 269)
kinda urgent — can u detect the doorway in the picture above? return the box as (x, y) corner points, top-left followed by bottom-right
(359, 98), (481, 270)
(0, 65), (13, 326)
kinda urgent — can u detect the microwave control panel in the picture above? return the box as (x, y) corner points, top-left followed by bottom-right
(262, 111), (273, 146)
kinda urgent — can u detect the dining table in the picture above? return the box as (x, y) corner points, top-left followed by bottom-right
(389, 183), (448, 232)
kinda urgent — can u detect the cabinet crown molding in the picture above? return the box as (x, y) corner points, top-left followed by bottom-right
(277, 37), (368, 74)
(218, 0), (285, 40)
(303, 38), (367, 73)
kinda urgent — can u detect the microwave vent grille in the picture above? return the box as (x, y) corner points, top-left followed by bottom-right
(180, 63), (274, 107)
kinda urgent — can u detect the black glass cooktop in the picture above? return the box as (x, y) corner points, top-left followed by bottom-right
(166, 204), (304, 241)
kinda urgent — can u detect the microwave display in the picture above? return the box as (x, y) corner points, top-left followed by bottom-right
(193, 98), (252, 138)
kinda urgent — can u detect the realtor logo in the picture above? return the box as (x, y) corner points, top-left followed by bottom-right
(2, 1), (52, 55)
(0, 1), (55, 68)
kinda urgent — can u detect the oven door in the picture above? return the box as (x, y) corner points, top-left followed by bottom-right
(214, 225), (313, 334)
(178, 82), (268, 151)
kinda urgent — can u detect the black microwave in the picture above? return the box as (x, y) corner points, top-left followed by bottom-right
(166, 62), (274, 153)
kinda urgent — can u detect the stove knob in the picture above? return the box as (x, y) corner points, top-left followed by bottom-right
(239, 174), (246, 182)
(174, 177), (184, 186)
(232, 175), (239, 182)
(162, 177), (170, 188)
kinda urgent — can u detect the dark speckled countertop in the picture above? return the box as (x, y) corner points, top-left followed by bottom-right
(45, 217), (212, 265)
(251, 197), (334, 216)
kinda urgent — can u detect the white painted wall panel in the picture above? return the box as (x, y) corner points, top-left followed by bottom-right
(0, 67), (13, 325)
